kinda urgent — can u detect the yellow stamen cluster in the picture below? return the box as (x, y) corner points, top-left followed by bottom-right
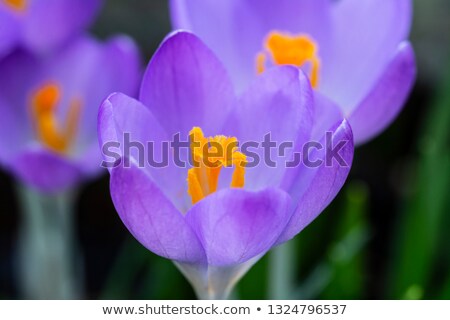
(2, 0), (26, 11)
(187, 127), (246, 204)
(31, 83), (82, 153)
(256, 31), (320, 88)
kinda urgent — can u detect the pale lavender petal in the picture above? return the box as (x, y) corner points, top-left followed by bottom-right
(277, 94), (354, 244)
(185, 188), (292, 266)
(98, 92), (190, 211)
(222, 66), (313, 190)
(110, 162), (206, 264)
(139, 31), (235, 136)
(22, 0), (103, 53)
(321, 0), (412, 114)
(11, 146), (82, 193)
(170, 0), (331, 92)
(349, 42), (416, 145)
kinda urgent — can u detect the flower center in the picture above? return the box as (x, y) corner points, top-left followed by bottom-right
(2, 0), (26, 11)
(187, 127), (246, 204)
(256, 31), (320, 88)
(31, 83), (82, 153)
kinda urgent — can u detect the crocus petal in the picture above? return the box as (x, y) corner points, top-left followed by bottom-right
(223, 66), (313, 190)
(349, 42), (416, 145)
(110, 162), (205, 264)
(98, 92), (190, 211)
(22, 0), (103, 53)
(0, 51), (39, 165)
(139, 31), (235, 136)
(185, 187), (292, 266)
(98, 93), (168, 169)
(321, 0), (412, 114)
(71, 35), (141, 153)
(0, 95), (32, 165)
(0, 35), (141, 190)
(170, 0), (331, 92)
(29, 35), (140, 164)
(101, 35), (142, 97)
(277, 94), (354, 244)
(11, 146), (82, 193)
(0, 9), (20, 58)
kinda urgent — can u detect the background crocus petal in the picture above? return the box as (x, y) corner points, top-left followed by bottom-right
(0, 9), (20, 58)
(170, 0), (331, 92)
(11, 146), (82, 193)
(110, 162), (206, 264)
(321, 0), (412, 114)
(22, 0), (103, 53)
(0, 51), (39, 165)
(0, 95), (33, 166)
(98, 93), (190, 212)
(101, 35), (142, 98)
(139, 31), (235, 136)
(349, 42), (417, 145)
(36, 35), (141, 166)
(0, 35), (141, 189)
(277, 94), (354, 244)
(185, 188), (292, 266)
(70, 35), (141, 153)
(223, 66), (313, 190)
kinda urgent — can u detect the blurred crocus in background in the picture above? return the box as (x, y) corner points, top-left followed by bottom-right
(0, 0), (102, 58)
(0, 3), (141, 297)
(0, 36), (140, 192)
(98, 31), (353, 299)
(170, 0), (417, 145)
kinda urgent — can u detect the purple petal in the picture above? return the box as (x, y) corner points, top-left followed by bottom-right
(223, 66), (314, 190)
(139, 31), (235, 136)
(11, 146), (82, 193)
(277, 94), (354, 244)
(170, 0), (331, 92)
(321, 0), (412, 114)
(75, 141), (104, 178)
(349, 42), (416, 145)
(39, 36), (136, 147)
(185, 188), (292, 266)
(101, 35), (142, 97)
(0, 96), (32, 166)
(98, 92), (190, 212)
(0, 35), (141, 189)
(70, 35), (141, 152)
(0, 9), (20, 58)
(110, 162), (205, 264)
(0, 51), (40, 165)
(22, 0), (103, 53)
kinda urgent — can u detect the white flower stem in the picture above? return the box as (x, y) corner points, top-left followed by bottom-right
(16, 184), (83, 299)
(268, 241), (296, 299)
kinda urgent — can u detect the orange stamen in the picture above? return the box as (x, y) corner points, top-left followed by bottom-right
(2, 0), (26, 11)
(31, 83), (82, 153)
(187, 127), (246, 204)
(256, 31), (321, 88)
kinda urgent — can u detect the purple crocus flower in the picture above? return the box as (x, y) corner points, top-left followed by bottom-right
(0, 35), (141, 192)
(98, 31), (353, 299)
(0, 0), (102, 58)
(170, 0), (417, 144)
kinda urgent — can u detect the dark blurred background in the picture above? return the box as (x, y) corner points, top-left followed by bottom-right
(1, 0), (449, 299)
